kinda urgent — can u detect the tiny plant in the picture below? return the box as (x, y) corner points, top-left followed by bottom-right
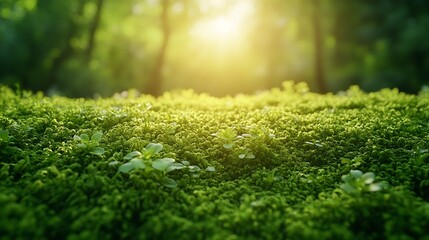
(341, 156), (364, 168)
(212, 128), (256, 163)
(117, 143), (213, 188)
(237, 147), (255, 160)
(340, 170), (388, 196)
(211, 128), (238, 149)
(73, 131), (105, 156)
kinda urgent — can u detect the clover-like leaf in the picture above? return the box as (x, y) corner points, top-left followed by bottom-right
(90, 147), (105, 156)
(119, 162), (135, 173)
(124, 151), (142, 160)
(144, 143), (163, 157)
(349, 170), (363, 179)
(80, 134), (90, 142)
(130, 158), (146, 169)
(369, 182), (388, 192)
(362, 172), (375, 184)
(108, 160), (119, 166)
(340, 183), (355, 194)
(161, 176), (177, 188)
(223, 143), (233, 149)
(206, 166), (216, 172)
(91, 131), (103, 142)
(368, 183), (382, 192)
(166, 162), (186, 172)
(76, 143), (87, 148)
(152, 158), (175, 171)
(188, 165), (201, 172)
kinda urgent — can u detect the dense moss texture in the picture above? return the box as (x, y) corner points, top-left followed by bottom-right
(1, 83), (429, 240)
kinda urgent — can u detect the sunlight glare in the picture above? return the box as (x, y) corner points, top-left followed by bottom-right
(213, 17), (236, 36)
(190, 1), (254, 45)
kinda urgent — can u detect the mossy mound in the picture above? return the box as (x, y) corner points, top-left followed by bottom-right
(1, 83), (429, 239)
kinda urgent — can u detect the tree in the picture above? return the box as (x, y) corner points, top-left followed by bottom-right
(46, 0), (86, 92)
(85, 0), (104, 62)
(147, 0), (171, 96)
(312, 0), (326, 93)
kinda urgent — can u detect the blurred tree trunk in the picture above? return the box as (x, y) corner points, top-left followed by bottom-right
(45, 0), (85, 92)
(148, 0), (170, 96)
(312, 0), (327, 93)
(85, 0), (104, 62)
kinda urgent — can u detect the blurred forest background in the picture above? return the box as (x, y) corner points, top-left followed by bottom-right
(1, 0), (429, 97)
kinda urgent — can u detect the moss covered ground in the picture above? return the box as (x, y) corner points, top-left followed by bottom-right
(1, 82), (429, 239)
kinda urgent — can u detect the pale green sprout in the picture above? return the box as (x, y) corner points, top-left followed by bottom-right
(340, 170), (388, 195)
(73, 131), (105, 156)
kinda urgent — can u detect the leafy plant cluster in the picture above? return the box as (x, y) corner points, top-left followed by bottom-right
(114, 143), (214, 188)
(0, 83), (429, 239)
(73, 131), (105, 156)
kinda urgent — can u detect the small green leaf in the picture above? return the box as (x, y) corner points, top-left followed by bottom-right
(73, 135), (81, 141)
(246, 153), (255, 159)
(371, 182), (388, 192)
(90, 147), (105, 156)
(119, 162), (134, 173)
(206, 166), (216, 172)
(223, 143), (233, 149)
(108, 161), (119, 166)
(340, 158), (350, 164)
(188, 165), (201, 172)
(238, 154), (246, 159)
(368, 183), (382, 192)
(340, 183), (355, 194)
(161, 177), (177, 188)
(124, 151), (142, 160)
(362, 172), (375, 184)
(146, 143), (163, 154)
(130, 158), (146, 169)
(152, 158), (175, 171)
(80, 134), (90, 142)
(91, 131), (103, 142)
(349, 170), (363, 179)
(166, 162), (186, 172)
(181, 160), (190, 166)
(76, 143), (86, 148)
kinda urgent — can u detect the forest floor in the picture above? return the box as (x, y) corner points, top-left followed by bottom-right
(1, 83), (429, 239)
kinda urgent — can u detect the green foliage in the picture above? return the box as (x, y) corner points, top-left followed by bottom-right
(0, 129), (9, 142)
(117, 143), (205, 188)
(340, 170), (388, 196)
(211, 127), (275, 167)
(73, 131), (105, 156)
(0, 84), (428, 239)
(411, 148), (429, 200)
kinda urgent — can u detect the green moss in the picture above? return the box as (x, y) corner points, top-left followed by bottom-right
(0, 83), (428, 239)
